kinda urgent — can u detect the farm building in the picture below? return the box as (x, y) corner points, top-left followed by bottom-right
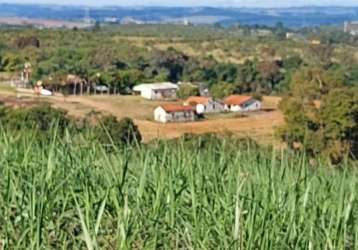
(184, 96), (224, 114)
(223, 95), (261, 112)
(154, 104), (195, 123)
(133, 82), (179, 100)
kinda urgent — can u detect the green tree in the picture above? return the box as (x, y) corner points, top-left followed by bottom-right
(111, 69), (143, 94)
(93, 21), (101, 31)
(289, 67), (345, 101)
(96, 115), (142, 146)
(278, 96), (318, 148)
(210, 82), (235, 99)
(236, 60), (258, 93)
(215, 63), (237, 83)
(279, 68), (358, 163)
(317, 88), (358, 162)
(5, 105), (69, 132)
(307, 44), (334, 67)
(256, 60), (282, 93)
(177, 83), (200, 99)
(347, 64), (358, 86)
(282, 55), (303, 70)
(13, 36), (40, 49)
(151, 48), (188, 82)
(274, 22), (286, 40)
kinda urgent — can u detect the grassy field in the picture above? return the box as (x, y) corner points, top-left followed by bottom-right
(0, 130), (357, 249)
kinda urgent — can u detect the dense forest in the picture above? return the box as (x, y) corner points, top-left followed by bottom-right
(0, 24), (358, 97)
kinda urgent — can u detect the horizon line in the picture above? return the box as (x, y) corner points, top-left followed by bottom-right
(1, 2), (358, 9)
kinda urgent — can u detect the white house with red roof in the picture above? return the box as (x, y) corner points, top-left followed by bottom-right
(223, 95), (261, 112)
(154, 104), (195, 123)
(184, 96), (224, 114)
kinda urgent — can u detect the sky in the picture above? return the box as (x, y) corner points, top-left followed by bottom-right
(1, 0), (357, 7)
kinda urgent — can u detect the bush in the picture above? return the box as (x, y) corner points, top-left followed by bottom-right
(13, 36), (40, 49)
(210, 82), (235, 99)
(24, 105), (69, 131)
(96, 115), (142, 146)
(0, 105), (142, 146)
(167, 132), (260, 152)
(177, 83), (200, 99)
(279, 87), (358, 163)
(2, 104), (69, 132)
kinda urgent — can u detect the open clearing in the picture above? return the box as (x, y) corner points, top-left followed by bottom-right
(0, 90), (284, 145)
(0, 16), (89, 28)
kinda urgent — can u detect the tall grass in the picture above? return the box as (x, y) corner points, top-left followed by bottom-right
(0, 129), (357, 249)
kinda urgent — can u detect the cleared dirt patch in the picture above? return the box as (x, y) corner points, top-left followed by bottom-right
(137, 110), (283, 145)
(0, 17), (89, 28)
(0, 92), (284, 145)
(51, 95), (284, 145)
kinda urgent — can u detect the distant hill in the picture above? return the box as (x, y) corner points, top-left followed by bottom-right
(0, 3), (358, 27)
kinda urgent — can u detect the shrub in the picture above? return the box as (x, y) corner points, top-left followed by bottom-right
(96, 115), (142, 146)
(3, 104), (69, 132)
(13, 36), (40, 49)
(177, 83), (200, 99)
(279, 87), (358, 163)
(24, 105), (69, 131)
(210, 82), (235, 99)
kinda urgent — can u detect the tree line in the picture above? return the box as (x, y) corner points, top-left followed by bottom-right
(1, 27), (358, 97)
(0, 103), (142, 147)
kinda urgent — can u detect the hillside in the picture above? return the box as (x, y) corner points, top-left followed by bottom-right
(1, 4), (358, 27)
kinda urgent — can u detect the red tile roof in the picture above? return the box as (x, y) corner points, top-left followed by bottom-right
(160, 104), (193, 113)
(223, 95), (253, 105)
(185, 96), (211, 105)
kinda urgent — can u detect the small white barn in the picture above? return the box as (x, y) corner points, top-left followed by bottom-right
(223, 95), (261, 112)
(133, 82), (179, 100)
(154, 104), (195, 123)
(184, 96), (224, 114)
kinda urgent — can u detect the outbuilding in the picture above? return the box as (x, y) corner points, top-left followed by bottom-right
(154, 104), (195, 123)
(133, 82), (179, 100)
(223, 95), (261, 112)
(184, 96), (224, 114)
